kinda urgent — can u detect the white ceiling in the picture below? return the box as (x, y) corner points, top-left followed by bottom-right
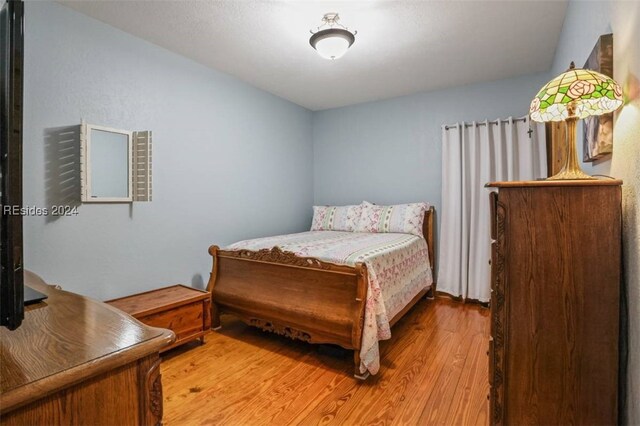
(59, 0), (568, 111)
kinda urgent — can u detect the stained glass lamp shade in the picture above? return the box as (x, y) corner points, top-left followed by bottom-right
(530, 62), (623, 180)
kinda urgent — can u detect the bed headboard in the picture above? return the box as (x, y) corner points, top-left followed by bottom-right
(423, 206), (436, 283)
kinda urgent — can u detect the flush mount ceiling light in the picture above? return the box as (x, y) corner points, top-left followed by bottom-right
(309, 13), (356, 60)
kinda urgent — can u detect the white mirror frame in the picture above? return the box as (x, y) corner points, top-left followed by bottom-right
(81, 123), (133, 203)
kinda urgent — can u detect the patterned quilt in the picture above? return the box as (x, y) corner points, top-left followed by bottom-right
(227, 231), (433, 375)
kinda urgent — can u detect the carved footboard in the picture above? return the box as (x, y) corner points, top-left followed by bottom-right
(206, 245), (368, 375)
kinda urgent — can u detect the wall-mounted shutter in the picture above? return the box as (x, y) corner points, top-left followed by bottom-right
(79, 120), (89, 202)
(132, 130), (152, 201)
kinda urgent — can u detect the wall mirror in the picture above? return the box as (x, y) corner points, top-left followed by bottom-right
(80, 122), (152, 203)
(82, 124), (132, 202)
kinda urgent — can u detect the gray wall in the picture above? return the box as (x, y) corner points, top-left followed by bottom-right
(311, 71), (550, 284)
(550, 1), (640, 423)
(22, 1), (313, 300)
(312, 71), (550, 214)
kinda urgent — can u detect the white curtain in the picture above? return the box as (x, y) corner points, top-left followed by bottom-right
(437, 116), (547, 302)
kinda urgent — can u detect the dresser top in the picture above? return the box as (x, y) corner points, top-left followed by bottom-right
(0, 271), (174, 411)
(486, 179), (622, 188)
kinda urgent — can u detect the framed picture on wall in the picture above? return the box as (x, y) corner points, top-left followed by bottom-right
(582, 33), (614, 162)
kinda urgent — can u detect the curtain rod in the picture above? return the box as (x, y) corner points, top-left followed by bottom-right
(443, 116), (529, 131)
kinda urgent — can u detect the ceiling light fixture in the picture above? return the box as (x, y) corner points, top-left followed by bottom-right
(309, 13), (356, 60)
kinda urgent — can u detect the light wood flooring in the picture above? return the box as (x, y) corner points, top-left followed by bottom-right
(161, 297), (490, 425)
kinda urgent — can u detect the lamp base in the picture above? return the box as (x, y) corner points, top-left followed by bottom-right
(545, 115), (596, 181)
(546, 168), (597, 180)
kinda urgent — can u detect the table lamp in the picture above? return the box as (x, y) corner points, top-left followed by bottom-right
(529, 62), (624, 180)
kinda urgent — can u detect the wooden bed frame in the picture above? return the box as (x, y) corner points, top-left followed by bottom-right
(206, 207), (436, 379)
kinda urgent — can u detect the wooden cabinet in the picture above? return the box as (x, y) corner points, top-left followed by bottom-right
(486, 180), (622, 426)
(0, 272), (175, 425)
(107, 285), (211, 352)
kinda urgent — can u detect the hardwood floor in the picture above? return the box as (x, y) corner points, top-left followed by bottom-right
(161, 297), (490, 425)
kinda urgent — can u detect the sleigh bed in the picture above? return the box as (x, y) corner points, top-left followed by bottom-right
(206, 206), (436, 379)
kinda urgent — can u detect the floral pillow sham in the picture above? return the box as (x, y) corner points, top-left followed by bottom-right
(355, 201), (429, 237)
(311, 204), (363, 232)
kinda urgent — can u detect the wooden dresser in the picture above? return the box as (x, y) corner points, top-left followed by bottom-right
(486, 180), (622, 426)
(0, 271), (175, 425)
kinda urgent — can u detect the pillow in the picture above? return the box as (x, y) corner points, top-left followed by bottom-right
(356, 201), (429, 237)
(311, 204), (363, 232)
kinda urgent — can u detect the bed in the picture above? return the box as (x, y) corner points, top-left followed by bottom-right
(206, 206), (436, 379)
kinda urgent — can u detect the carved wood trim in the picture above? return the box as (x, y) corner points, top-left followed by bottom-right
(490, 200), (507, 426)
(223, 306), (354, 349)
(248, 318), (312, 342)
(145, 357), (163, 426)
(217, 246), (356, 275)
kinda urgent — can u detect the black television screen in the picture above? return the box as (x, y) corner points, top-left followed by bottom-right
(1, 0), (24, 330)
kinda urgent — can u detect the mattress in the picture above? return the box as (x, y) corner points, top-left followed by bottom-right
(227, 231), (433, 375)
